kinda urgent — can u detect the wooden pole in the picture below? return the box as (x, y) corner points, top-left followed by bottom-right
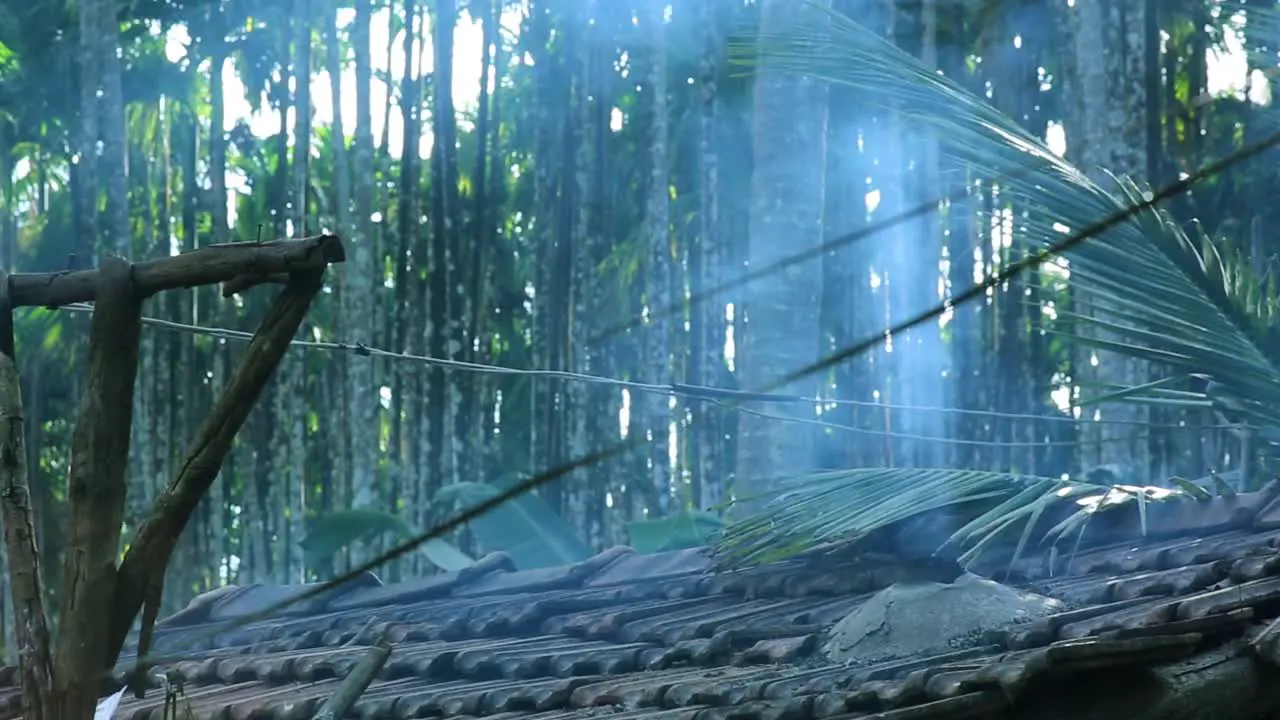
(0, 271), (54, 720)
(51, 256), (144, 718)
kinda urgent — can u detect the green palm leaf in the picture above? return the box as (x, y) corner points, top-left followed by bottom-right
(716, 468), (1204, 571)
(734, 3), (1280, 426)
(715, 3), (1280, 567)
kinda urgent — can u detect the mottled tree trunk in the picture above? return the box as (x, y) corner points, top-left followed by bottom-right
(349, 0), (379, 570)
(100, 0), (129, 258)
(434, 0), (465, 498)
(327, 0), (355, 548)
(690, 0), (724, 511)
(822, 0), (875, 470)
(286, 0), (313, 581)
(1060, 0), (1151, 479)
(207, 34), (231, 572)
(399, 0), (422, 578)
(74, 0), (102, 265)
(734, 0), (830, 511)
(567, 0), (597, 541)
(529, 4), (553, 480)
(643, 0), (672, 514)
(460, 0), (499, 536)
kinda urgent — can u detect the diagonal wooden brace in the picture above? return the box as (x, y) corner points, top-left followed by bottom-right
(104, 268), (326, 670)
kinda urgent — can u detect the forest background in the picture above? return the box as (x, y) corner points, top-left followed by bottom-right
(0, 0), (1270, 660)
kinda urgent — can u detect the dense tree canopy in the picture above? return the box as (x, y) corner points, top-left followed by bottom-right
(0, 0), (1278, 713)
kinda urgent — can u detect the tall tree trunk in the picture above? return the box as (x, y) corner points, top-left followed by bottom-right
(904, 0), (945, 468)
(328, 0), (360, 573)
(286, 0), (313, 581)
(397, 0), (421, 577)
(1061, 0), (1152, 480)
(75, 0), (103, 265)
(690, 0), (724, 511)
(566, 0), (596, 540)
(433, 0), (464, 497)
(528, 4), (553, 480)
(172, 103), (205, 595)
(349, 0), (379, 570)
(643, 0), (672, 515)
(460, 0), (498, 522)
(822, 0), (874, 469)
(207, 29), (231, 576)
(733, 0), (830, 511)
(425, 0), (459, 550)
(100, 0), (129, 257)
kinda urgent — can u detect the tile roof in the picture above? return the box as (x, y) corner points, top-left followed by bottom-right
(13, 483), (1280, 719)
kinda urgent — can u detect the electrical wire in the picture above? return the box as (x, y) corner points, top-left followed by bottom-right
(54, 302), (1229, 430)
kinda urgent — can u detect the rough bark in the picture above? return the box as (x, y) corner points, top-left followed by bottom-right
(566, 0), (595, 538)
(1060, 0), (1151, 478)
(207, 28), (231, 580)
(643, 0), (672, 514)
(690, 0), (723, 511)
(733, 0), (830, 512)
(434, 0), (464, 495)
(327, 0), (356, 546)
(460, 0), (497, 513)
(210, 45), (230, 246)
(286, 0), (313, 582)
(902, 0), (944, 468)
(99, 0), (129, 258)
(0, 273), (53, 720)
(53, 256), (143, 718)
(133, 149), (155, 529)
(75, 0), (101, 265)
(348, 0), (378, 568)
(527, 5), (552, 481)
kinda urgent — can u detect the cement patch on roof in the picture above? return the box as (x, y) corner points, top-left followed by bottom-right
(822, 572), (1065, 665)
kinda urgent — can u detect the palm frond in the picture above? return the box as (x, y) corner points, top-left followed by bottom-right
(716, 468), (1209, 571)
(733, 4), (1280, 430)
(716, 3), (1280, 566)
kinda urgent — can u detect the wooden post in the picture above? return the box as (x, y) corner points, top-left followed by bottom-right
(0, 271), (54, 720)
(106, 269), (327, 665)
(51, 257), (144, 718)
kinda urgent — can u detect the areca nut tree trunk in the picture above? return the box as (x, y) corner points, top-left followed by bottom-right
(733, 0), (831, 513)
(1060, 0), (1154, 479)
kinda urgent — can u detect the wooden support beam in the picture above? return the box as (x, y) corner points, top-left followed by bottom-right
(52, 256), (144, 718)
(105, 269), (326, 667)
(0, 272), (54, 720)
(7, 235), (344, 308)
